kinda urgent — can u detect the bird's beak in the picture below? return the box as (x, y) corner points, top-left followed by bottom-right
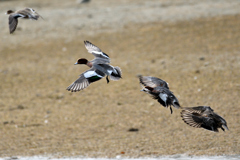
(74, 62), (78, 65)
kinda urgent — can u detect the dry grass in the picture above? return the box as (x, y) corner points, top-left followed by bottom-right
(0, 13), (239, 157)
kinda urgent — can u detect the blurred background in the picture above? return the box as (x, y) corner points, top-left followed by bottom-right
(0, 0), (239, 158)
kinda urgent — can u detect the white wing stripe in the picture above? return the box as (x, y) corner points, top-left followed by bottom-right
(84, 71), (103, 78)
(92, 51), (109, 58)
(17, 14), (26, 18)
(92, 51), (103, 55)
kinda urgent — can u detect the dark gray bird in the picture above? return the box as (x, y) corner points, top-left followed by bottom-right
(138, 75), (180, 114)
(181, 106), (229, 132)
(5, 8), (43, 34)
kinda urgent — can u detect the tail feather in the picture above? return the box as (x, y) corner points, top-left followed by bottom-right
(110, 66), (122, 81)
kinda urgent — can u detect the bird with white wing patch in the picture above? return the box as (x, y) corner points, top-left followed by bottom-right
(67, 41), (122, 92)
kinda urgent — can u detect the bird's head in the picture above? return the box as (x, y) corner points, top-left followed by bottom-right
(5, 10), (14, 15)
(75, 58), (88, 65)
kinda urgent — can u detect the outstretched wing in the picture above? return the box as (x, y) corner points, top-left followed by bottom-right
(24, 8), (43, 20)
(84, 41), (110, 61)
(66, 68), (104, 92)
(8, 14), (23, 34)
(18, 9), (39, 20)
(181, 106), (211, 114)
(181, 110), (203, 128)
(138, 75), (169, 89)
(66, 74), (90, 92)
(181, 110), (219, 132)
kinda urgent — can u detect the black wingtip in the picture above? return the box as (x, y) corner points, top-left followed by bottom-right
(138, 75), (145, 85)
(84, 40), (91, 45)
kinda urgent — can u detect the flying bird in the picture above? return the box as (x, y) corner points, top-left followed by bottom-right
(138, 75), (180, 114)
(181, 106), (229, 132)
(67, 41), (122, 92)
(5, 8), (43, 34)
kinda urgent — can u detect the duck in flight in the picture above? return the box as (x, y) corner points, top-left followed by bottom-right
(67, 41), (122, 92)
(181, 106), (228, 132)
(5, 8), (43, 34)
(138, 75), (180, 114)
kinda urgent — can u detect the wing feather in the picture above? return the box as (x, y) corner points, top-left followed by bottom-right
(181, 110), (202, 128)
(138, 75), (169, 89)
(9, 14), (19, 34)
(67, 73), (90, 92)
(84, 41), (110, 60)
(181, 106), (210, 114)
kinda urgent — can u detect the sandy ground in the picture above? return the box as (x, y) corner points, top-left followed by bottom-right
(0, 0), (240, 158)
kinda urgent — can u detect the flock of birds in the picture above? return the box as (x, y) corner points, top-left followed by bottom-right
(5, 7), (229, 133)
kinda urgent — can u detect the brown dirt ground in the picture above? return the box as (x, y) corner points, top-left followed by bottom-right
(0, 0), (240, 158)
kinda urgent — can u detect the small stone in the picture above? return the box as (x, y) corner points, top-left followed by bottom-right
(17, 105), (24, 109)
(128, 128), (139, 132)
(3, 121), (9, 125)
(195, 70), (200, 74)
(199, 57), (205, 61)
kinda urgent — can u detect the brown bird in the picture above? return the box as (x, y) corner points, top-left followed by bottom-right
(181, 106), (229, 132)
(5, 8), (43, 34)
